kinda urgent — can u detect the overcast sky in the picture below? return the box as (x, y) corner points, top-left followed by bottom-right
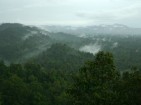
(0, 0), (141, 27)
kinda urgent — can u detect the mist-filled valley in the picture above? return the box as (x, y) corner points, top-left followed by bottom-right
(0, 23), (141, 105)
(1, 23), (141, 70)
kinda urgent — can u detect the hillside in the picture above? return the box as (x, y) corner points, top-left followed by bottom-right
(0, 23), (141, 71)
(0, 23), (52, 62)
(32, 43), (94, 72)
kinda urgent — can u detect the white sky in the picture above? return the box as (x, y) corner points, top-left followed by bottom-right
(0, 0), (141, 27)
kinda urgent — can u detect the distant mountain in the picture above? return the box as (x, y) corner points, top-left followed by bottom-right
(1, 23), (141, 71)
(40, 24), (141, 37)
(0, 23), (91, 63)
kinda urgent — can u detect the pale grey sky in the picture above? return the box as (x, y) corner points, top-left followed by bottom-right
(0, 0), (141, 27)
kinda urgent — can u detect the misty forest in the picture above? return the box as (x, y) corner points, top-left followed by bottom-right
(0, 23), (140, 105)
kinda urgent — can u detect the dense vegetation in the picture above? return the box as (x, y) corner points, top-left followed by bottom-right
(0, 51), (141, 105)
(1, 23), (141, 71)
(0, 23), (52, 62)
(33, 43), (94, 72)
(68, 51), (141, 105)
(0, 23), (141, 105)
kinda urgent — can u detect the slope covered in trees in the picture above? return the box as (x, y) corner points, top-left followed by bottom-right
(0, 51), (141, 105)
(68, 51), (141, 105)
(0, 23), (52, 62)
(1, 23), (141, 71)
(32, 43), (94, 72)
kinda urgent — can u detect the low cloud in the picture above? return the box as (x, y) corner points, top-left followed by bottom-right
(79, 43), (101, 55)
(112, 42), (118, 48)
(0, 0), (141, 27)
(76, 3), (141, 25)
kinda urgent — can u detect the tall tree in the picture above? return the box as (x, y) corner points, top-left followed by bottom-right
(118, 68), (141, 105)
(68, 51), (119, 105)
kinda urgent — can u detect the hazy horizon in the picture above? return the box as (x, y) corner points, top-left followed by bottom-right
(0, 0), (141, 28)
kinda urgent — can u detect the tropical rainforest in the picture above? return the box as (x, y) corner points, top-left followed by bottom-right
(0, 23), (141, 105)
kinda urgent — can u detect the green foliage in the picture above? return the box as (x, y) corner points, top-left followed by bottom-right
(1, 23), (141, 72)
(34, 43), (94, 72)
(0, 23), (141, 105)
(0, 61), (71, 105)
(99, 35), (141, 70)
(116, 69), (141, 105)
(68, 51), (119, 105)
(1, 75), (28, 105)
(0, 23), (51, 62)
(0, 51), (141, 105)
(68, 51), (141, 105)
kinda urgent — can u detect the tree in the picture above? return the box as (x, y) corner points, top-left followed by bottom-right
(1, 75), (28, 105)
(0, 61), (7, 76)
(68, 51), (119, 105)
(118, 68), (141, 105)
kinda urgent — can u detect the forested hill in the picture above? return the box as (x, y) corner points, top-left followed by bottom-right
(0, 51), (140, 105)
(0, 23), (52, 62)
(32, 43), (94, 72)
(0, 23), (141, 105)
(0, 23), (94, 72)
(1, 23), (141, 71)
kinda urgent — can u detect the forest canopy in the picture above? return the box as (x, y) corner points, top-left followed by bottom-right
(0, 51), (141, 105)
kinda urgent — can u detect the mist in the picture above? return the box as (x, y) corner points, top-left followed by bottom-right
(79, 43), (101, 55)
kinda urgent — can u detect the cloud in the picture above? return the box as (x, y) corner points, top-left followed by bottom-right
(0, 0), (141, 27)
(79, 43), (101, 55)
(75, 3), (141, 25)
(111, 42), (118, 49)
